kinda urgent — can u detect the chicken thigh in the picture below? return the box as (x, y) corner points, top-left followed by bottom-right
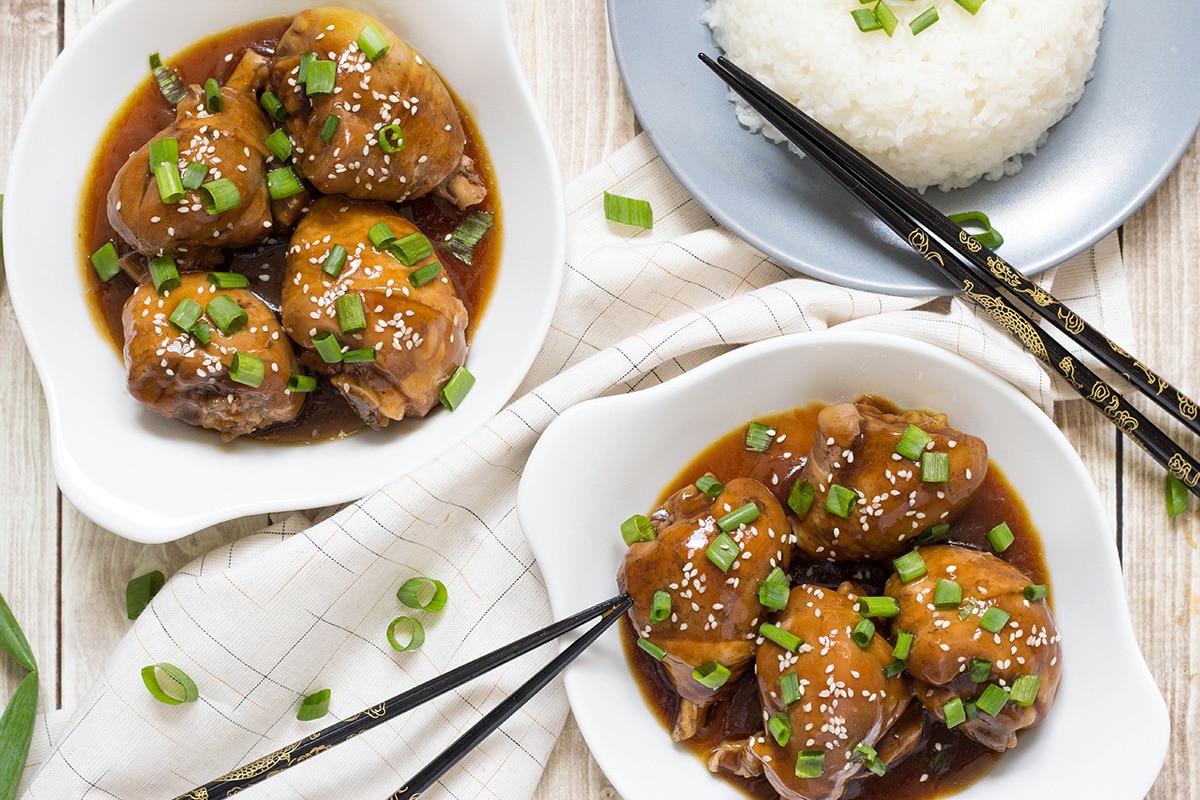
(618, 476), (792, 741)
(279, 197), (468, 427)
(792, 401), (989, 561)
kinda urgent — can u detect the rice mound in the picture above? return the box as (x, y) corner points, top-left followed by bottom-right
(702, 0), (1107, 192)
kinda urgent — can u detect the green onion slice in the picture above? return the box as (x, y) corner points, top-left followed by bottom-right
(758, 572), (790, 611)
(788, 480), (815, 517)
(910, 6), (939, 34)
(942, 696), (966, 728)
(148, 255), (180, 294)
(207, 271), (249, 289)
(357, 23), (391, 61)
(386, 616), (425, 652)
(760, 623), (803, 652)
(695, 475), (724, 498)
(954, 0), (985, 12)
(795, 750), (825, 779)
(297, 688), (330, 721)
(168, 297), (204, 333)
(915, 522), (951, 545)
(603, 191), (653, 229)
(717, 502), (759, 532)
(874, 0), (899, 36)
(976, 683), (1009, 717)
(637, 637), (666, 661)
(948, 210), (1003, 249)
(692, 661), (731, 690)
(851, 7), (882, 31)
(298, 52), (316, 84)
(882, 659), (906, 679)
(341, 346), (377, 362)
(438, 366), (475, 411)
(287, 374), (317, 393)
(267, 166), (305, 200)
(986, 521), (1015, 553)
(320, 113), (341, 143)
(1024, 584), (1049, 602)
(744, 421), (776, 453)
(181, 161), (210, 190)
(895, 424), (931, 460)
(620, 514), (655, 546)
(390, 232), (433, 266)
(148, 52), (187, 106)
(705, 532), (742, 572)
(447, 211), (495, 266)
(409, 262), (442, 288)
(933, 579), (962, 608)
(305, 59), (337, 95)
(856, 596), (900, 618)
(768, 713), (792, 747)
(141, 663), (198, 704)
(264, 128), (292, 162)
(203, 77), (222, 113)
(336, 292), (367, 334)
(125, 570), (165, 620)
(148, 137), (179, 169)
(229, 351), (265, 388)
(260, 90), (287, 121)
(649, 590), (672, 623)
(90, 241), (122, 282)
(969, 657), (992, 683)
(780, 671), (802, 705)
(322, 244), (348, 277)
(893, 550), (927, 583)
(1166, 474), (1189, 518)
(205, 294), (248, 335)
(312, 331), (344, 363)
(1009, 674), (1042, 707)
(154, 161), (185, 204)
(190, 322), (211, 346)
(200, 177), (242, 215)
(378, 124), (405, 153)
(851, 617), (875, 648)
(368, 221), (397, 250)
(921, 451), (950, 483)
(979, 606), (1011, 634)
(397, 576), (448, 612)
(825, 484), (859, 518)
(892, 629), (914, 661)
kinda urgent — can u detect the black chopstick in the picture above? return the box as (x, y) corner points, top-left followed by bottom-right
(700, 53), (1200, 498)
(172, 592), (632, 800)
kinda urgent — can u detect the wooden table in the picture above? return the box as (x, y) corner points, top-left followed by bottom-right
(1, 1), (1196, 798)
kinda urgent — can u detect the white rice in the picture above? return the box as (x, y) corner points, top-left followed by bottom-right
(702, 0), (1107, 192)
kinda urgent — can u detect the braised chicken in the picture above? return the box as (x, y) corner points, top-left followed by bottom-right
(708, 583), (912, 800)
(618, 476), (792, 741)
(107, 51), (282, 267)
(279, 197), (468, 427)
(267, 7), (486, 208)
(122, 272), (304, 439)
(884, 544), (1062, 751)
(791, 401), (989, 562)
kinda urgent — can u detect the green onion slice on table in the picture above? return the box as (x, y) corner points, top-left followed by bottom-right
(387, 616), (425, 652)
(126, 570), (165, 620)
(141, 663), (199, 704)
(397, 577), (448, 612)
(603, 191), (653, 229)
(297, 688), (331, 721)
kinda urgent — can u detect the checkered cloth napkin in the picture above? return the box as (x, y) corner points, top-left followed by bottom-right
(20, 133), (1132, 799)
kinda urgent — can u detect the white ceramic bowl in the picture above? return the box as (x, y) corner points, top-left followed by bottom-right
(519, 331), (1167, 800)
(4, 0), (564, 542)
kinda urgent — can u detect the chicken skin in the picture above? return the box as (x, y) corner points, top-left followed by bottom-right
(792, 401), (989, 562)
(122, 273), (304, 439)
(267, 7), (486, 208)
(709, 584), (912, 800)
(884, 545), (1062, 751)
(279, 197), (468, 427)
(618, 477), (792, 741)
(107, 53), (280, 267)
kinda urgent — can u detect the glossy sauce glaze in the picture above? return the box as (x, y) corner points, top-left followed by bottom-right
(623, 397), (1051, 800)
(79, 17), (500, 442)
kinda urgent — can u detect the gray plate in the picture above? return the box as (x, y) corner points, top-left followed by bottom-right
(608, 0), (1200, 296)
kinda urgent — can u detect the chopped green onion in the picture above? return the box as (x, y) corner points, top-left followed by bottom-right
(874, 0), (899, 36)
(125, 570), (165, 620)
(892, 629), (914, 661)
(1009, 675), (1042, 707)
(964, 700), (979, 721)
(825, 484), (858, 518)
(717, 502), (759, 532)
(320, 113), (340, 143)
(200, 177), (242, 215)
(649, 590), (672, 623)
(637, 637), (666, 661)
(141, 663), (198, 704)
(957, 597), (978, 621)
(190, 322), (211, 345)
(447, 211), (495, 265)
(893, 550), (927, 583)
(90, 241), (122, 282)
(795, 750), (825, 779)
(397, 576), (448, 612)
(744, 421), (775, 453)
(976, 683), (1009, 717)
(895, 424), (931, 460)
(148, 255), (180, 294)
(788, 480), (815, 517)
(153, 161), (185, 204)
(322, 244), (348, 277)
(229, 351), (265, 388)
(851, 617), (875, 648)
(264, 128), (292, 162)
(336, 293), (367, 334)
(986, 522), (1015, 553)
(706, 532), (742, 572)
(260, 90), (287, 121)
(148, 137), (179, 169)
(758, 569), (790, 611)
(692, 661), (731, 689)
(855, 596), (900, 618)
(768, 713), (792, 747)
(287, 374), (317, 393)
(942, 697), (966, 728)
(695, 475), (724, 498)
(342, 347), (375, 363)
(297, 688), (330, 721)
(760, 623), (803, 652)
(603, 191), (653, 229)
(390, 232), (433, 266)
(369, 221), (397, 250)
(148, 52), (187, 106)
(620, 514), (655, 546)
(377, 123), (405, 153)
(266, 166), (305, 200)
(409, 262), (442, 288)
(979, 606), (1010, 634)
(297, 52), (316, 84)
(357, 22), (391, 61)
(910, 6), (939, 34)
(851, 7), (882, 31)
(969, 657), (992, 683)
(915, 522), (951, 545)
(181, 161), (210, 190)
(205, 295), (248, 335)
(203, 77), (222, 113)
(933, 579), (962, 608)
(882, 660), (906, 679)
(207, 271), (249, 289)
(1024, 584), (1049, 602)
(780, 671), (802, 705)
(1166, 474), (1189, 518)
(386, 616), (425, 652)
(438, 366), (475, 411)
(954, 0), (985, 12)
(948, 210), (1003, 249)
(851, 742), (878, 764)
(305, 59), (337, 95)
(312, 331), (343, 363)
(921, 452), (950, 483)
(168, 297), (204, 333)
